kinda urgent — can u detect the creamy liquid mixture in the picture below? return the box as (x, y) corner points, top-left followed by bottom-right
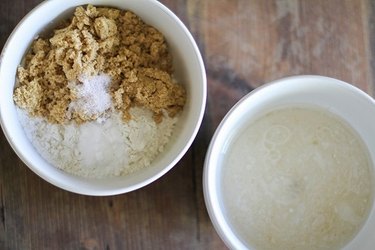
(221, 106), (374, 250)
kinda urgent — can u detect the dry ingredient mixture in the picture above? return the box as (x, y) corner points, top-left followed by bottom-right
(13, 5), (186, 178)
(17, 107), (177, 178)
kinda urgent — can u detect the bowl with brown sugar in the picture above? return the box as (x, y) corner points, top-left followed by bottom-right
(0, 0), (206, 195)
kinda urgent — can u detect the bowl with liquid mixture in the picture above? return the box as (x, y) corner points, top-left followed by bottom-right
(203, 75), (375, 250)
(0, 0), (206, 195)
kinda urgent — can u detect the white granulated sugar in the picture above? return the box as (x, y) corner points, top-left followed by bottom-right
(17, 107), (178, 178)
(68, 74), (112, 119)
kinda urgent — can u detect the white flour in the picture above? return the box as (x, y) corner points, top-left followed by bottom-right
(17, 107), (178, 178)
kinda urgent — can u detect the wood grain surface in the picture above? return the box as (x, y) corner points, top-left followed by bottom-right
(1, 0), (375, 249)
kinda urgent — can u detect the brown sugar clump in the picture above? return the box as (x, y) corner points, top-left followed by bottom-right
(112, 68), (186, 122)
(13, 5), (186, 124)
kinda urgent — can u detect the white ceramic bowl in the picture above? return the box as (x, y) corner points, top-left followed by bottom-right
(203, 75), (375, 249)
(0, 0), (206, 195)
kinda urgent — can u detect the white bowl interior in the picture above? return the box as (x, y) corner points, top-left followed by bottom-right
(203, 75), (375, 250)
(0, 0), (206, 195)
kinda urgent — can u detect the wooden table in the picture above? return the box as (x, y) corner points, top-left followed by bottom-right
(1, 0), (374, 249)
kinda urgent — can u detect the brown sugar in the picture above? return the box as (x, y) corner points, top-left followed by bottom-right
(13, 5), (186, 124)
(112, 68), (186, 122)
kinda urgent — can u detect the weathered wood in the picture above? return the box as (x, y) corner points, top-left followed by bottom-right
(1, 0), (374, 249)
